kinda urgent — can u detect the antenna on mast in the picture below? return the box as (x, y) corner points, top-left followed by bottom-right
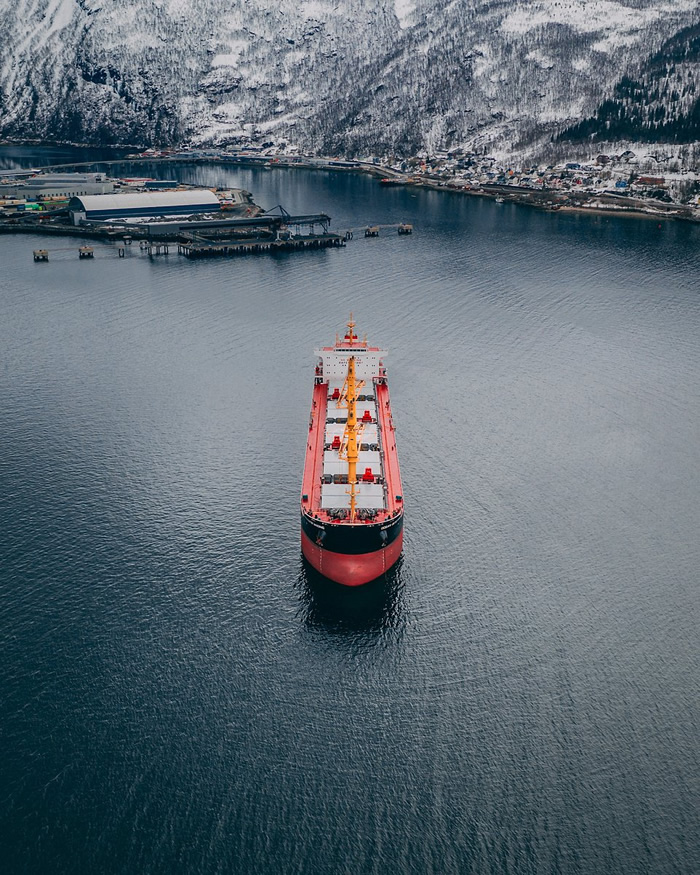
(346, 313), (357, 344)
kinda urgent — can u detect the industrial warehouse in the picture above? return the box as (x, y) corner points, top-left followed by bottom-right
(68, 190), (222, 223)
(0, 172), (115, 200)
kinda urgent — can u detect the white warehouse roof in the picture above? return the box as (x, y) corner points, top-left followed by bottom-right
(70, 190), (220, 214)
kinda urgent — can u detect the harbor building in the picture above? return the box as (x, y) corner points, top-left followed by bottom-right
(69, 190), (222, 224)
(0, 173), (115, 200)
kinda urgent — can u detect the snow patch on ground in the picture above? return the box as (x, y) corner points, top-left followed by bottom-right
(212, 42), (249, 66)
(283, 50), (308, 65)
(525, 50), (555, 69)
(471, 44), (492, 78)
(256, 113), (301, 132)
(211, 100), (244, 116)
(538, 97), (588, 122)
(42, 0), (75, 40)
(394, 1), (416, 29)
(503, 0), (696, 39)
(301, 1), (336, 19)
(592, 30), (649, 53)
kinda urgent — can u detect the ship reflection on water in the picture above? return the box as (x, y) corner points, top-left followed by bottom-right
(296, 556), (407, 637)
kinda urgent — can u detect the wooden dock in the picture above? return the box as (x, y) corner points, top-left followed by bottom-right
(177, 233), (345, 259)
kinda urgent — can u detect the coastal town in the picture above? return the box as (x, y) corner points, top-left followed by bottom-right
(127, 143), (700, 220)
(2, 143), (700, 229)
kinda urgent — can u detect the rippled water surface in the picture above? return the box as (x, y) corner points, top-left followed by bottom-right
(1, 149), (699, 874)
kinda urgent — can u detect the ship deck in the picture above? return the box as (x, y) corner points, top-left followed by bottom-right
(301, 358), (402, 525)
(321, 381), (383, 510)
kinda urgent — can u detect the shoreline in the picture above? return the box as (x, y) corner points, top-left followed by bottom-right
(387, 177), (697, 222)
(1, 141), (698, 228)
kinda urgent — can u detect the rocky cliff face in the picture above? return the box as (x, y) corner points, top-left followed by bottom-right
(1, 0), (698, 156)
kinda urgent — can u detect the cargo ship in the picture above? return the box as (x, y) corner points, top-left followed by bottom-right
(301, 317), (404, 586)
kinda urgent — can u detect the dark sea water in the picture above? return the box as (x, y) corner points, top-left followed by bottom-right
(1, 148), (699, 875)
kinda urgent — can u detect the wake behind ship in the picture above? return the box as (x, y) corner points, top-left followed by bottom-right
(301, 317), (404, 586)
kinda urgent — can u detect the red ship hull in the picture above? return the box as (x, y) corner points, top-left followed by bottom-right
(301, 527), (404, 587)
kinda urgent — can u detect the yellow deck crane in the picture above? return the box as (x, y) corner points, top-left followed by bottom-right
(335, 316), (366, 521)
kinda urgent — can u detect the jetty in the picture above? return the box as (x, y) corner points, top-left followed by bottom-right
(178, 233), (344, 259)
(24, 208), (355, 262)
(170, 210), (344, 258)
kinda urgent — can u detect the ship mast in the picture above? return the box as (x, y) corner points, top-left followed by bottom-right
(346, 313), (357, 344)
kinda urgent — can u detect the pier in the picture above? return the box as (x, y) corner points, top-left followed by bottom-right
(178, 233), (344, 259)
(26, 209), (352, 263)
(26, 219), (413, 263)
(168, 210), (344, 259)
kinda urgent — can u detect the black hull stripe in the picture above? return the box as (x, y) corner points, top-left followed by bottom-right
(301, 511), (404, 555)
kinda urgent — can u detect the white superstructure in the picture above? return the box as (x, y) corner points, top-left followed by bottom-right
(315, 343), (387, 382)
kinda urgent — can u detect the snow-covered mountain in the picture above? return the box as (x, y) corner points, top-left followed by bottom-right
(559, 21), (700, 145)
(1, 0), (699, 157)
